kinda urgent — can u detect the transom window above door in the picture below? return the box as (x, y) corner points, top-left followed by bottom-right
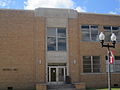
(47, 27), (67, 51)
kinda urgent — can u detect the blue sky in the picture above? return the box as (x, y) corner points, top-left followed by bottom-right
(0, 0), (120, 15)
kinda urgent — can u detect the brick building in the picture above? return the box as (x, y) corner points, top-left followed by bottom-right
(0, 8), (120, 90)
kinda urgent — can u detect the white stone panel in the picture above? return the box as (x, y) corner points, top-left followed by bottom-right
(47, 52), (67, 63)
(35, 8), (78, 18)
(46, 18), (67, 27)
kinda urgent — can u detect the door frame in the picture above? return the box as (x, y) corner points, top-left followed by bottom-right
(48, 66), (66, 84)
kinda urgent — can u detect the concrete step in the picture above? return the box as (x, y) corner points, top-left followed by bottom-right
(48, 88), (76, 90)
(48, 84), (76, 90)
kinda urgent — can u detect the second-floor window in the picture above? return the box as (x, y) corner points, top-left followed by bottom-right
(103, 26), (120, 42)
(47, 27), (67, 51)
(81, 25), (99, 41)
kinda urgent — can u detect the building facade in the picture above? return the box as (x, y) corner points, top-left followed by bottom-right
(0, 8), (120, 90)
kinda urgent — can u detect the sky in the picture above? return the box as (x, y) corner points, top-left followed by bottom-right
(0, 0), (120, 15)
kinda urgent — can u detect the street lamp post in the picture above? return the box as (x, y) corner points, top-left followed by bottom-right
(99, 32), (117, 90)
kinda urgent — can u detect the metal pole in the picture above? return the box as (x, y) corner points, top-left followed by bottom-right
(108, 47), (111, 90)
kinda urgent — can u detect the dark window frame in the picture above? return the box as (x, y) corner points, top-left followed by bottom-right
(83, 56), (101, 73)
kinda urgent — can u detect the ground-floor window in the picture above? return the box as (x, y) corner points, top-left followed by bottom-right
(83, 56), (101, 73)
(106, 56), (120, 72)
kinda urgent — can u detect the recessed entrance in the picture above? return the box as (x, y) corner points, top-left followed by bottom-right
(48, 66), (66, 84)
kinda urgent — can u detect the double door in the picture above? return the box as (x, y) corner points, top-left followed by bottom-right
(48, 66), (66, 84)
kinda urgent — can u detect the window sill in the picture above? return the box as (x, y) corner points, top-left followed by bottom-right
(47, 51), (67, 52)
(80, 40), (99, 42)
(109, 72), (120, 74)
(81, 72), (120, 75)
(80, 72), (104, 75)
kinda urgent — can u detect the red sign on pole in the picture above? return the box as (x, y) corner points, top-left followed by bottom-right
(110, 50), (115, 64)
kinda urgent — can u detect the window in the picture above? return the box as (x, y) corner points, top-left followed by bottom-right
(81, 25), (89, 29)
(106, 56), (120, 72)
(103, 26), (111, 30)
(114, 56), (120, 72)
(103, 26), (120, 42)
(58, 28), (66, 37)
(47, 37), (56, 51)
(91, 28), (98, 41)
(112, 26), (119, 30)
(47, 27), (56, 36)
(58, 38), (66, 51)
(81, 25), (99, 41)
(83, 56), (101, 73)
(47, 27), (67, 51)
(82, 28), (90, 41)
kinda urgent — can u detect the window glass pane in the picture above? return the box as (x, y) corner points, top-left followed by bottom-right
(83, 56), (91, 73)
(117, 33), (120, 42)
(91, 30), (99, 41)
(91, 25), (98, 29)
(47, 37), (56, 51)
(83, 60), (91, 64)
(103, 26), (111, 30)
(47, 27), (56, 36)
(83, 65), (91, 72)
(104, 31), (111, 42)
(93, 68), (100, 72)
(93, 56), (100, 72)
(58, 28), (66, 37)
(93, 65), (100, 69)
(112, 26), (119, 30)
(113, 31), (120, 42)
(103, 26), (120, 42)
(113, 64), (120, 72)
(93, 56), (100, 63)
(83, 68), (91, 73)
(117, 31), (120, 42)
(83, 65), (91, 68)
(115, 56), (120, 60)
(82, 30), (90, 41)
(83, 56), (91, 64)
(112, 27), (120, 42)
(113, 56), (120, 72)
(81, 25), (89, 29)
(93, 60), (100, 64)
(58, 38), (66, 51)
(83, 56), (91, 61)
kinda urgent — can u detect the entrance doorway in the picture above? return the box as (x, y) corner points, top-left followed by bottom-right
(48, 66), (66, 84)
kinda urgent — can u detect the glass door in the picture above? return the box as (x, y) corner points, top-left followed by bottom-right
(51, 68), (57, 82)
(48, 66), (66, 84)
(58, 68), (65, 82)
